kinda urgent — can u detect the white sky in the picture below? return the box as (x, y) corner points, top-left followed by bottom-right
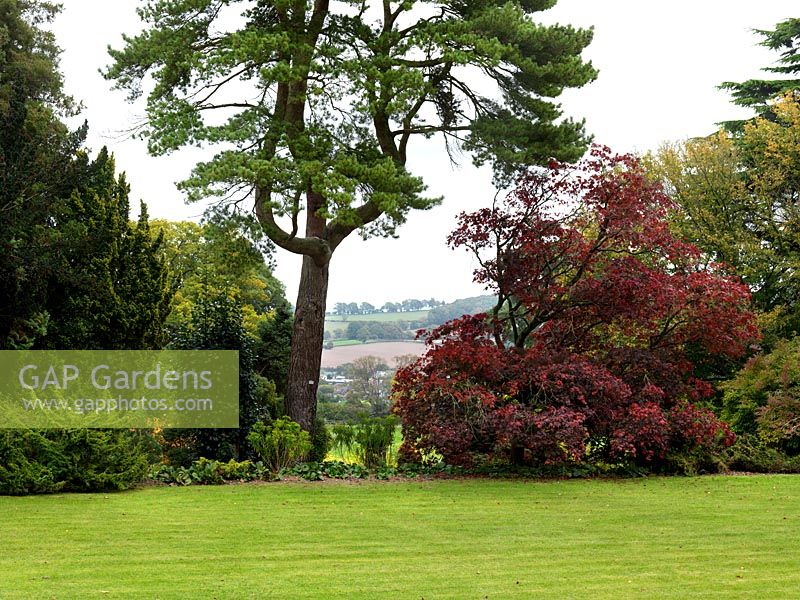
(51, 1), (797, 308)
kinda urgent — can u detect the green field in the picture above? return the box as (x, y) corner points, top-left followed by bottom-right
(3, 476), (800, 598)
(325, 320), (349, 333)
(330, 339), (363, 347)
(326, 309), (430, 323)
(325, 310), (430, 334)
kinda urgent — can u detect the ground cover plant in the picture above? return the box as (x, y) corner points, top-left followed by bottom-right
(3, 477), (800, 598)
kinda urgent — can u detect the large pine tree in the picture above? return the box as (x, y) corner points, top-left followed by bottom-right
(105, 0), (598, 430)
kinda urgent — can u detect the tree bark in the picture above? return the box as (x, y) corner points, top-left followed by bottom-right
(262, 193), (378, 432)
(284, 254), (329, 431)
(281, 186), (332, 432)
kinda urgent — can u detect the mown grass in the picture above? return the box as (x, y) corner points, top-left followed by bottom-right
(3, 476), (800, 598)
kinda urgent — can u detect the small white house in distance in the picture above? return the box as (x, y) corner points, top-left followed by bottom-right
(320, 370), (352, 384)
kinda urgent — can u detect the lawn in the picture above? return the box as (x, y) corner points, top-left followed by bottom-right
(3, 476), (800, 598)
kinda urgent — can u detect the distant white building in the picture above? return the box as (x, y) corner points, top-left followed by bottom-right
(320, 371), (352, 384)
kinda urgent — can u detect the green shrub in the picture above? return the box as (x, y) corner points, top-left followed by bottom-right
(317, 460), (353, 479)
(323, 460), (368, 479)
(0, 429), (152, 495)
(57, 429), (152, 492)
(247, 417), (311, 472)
(189, 458), (224, 485)
(722, 337), (800, 451)
(309, 417), (331, 463)
(723, 434), (800, 473)
(0, 431), (64, 494)
(219, 458), (263, 480)
(284, 461), (323, 481)
(151, 464), (194, 486)
(328, 417), (399, 467)
(374, 465), (398, 480)
(165, 297), (280, 464)
(663, 448), (726, 476)
(755, 394), (800, 455)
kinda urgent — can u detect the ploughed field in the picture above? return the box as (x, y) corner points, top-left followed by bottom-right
(321, 340), (426, 367)
(3, 476), (800, 598)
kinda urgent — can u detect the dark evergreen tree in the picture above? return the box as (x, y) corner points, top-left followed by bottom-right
(0, 0), (78, 347)
(37, 150), (172, 350)
(165, 297), (278, 464)
(720, 17), (800, 131)
(255, 300), (293, 397)
(0, 0), (172, 350)
(0, 2), (172, 494)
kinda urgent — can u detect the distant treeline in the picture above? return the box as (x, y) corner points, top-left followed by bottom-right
(425, 295), (496, 327)
(331, 299), (444, 315)
(346, 321), (415, 341)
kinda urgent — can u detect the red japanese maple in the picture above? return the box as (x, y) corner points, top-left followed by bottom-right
(393, 147), (758, 468)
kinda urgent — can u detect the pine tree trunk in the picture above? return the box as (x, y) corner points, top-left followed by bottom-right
(284, 254), (329, 431)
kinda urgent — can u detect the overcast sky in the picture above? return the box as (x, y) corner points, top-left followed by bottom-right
(52, 1), (797, 308)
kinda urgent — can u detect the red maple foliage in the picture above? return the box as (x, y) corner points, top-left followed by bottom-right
(392, 147), (759, 469)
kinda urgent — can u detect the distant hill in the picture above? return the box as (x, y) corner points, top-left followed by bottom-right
(426, 295), (496, 326)
(323, 295), (495, 341)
